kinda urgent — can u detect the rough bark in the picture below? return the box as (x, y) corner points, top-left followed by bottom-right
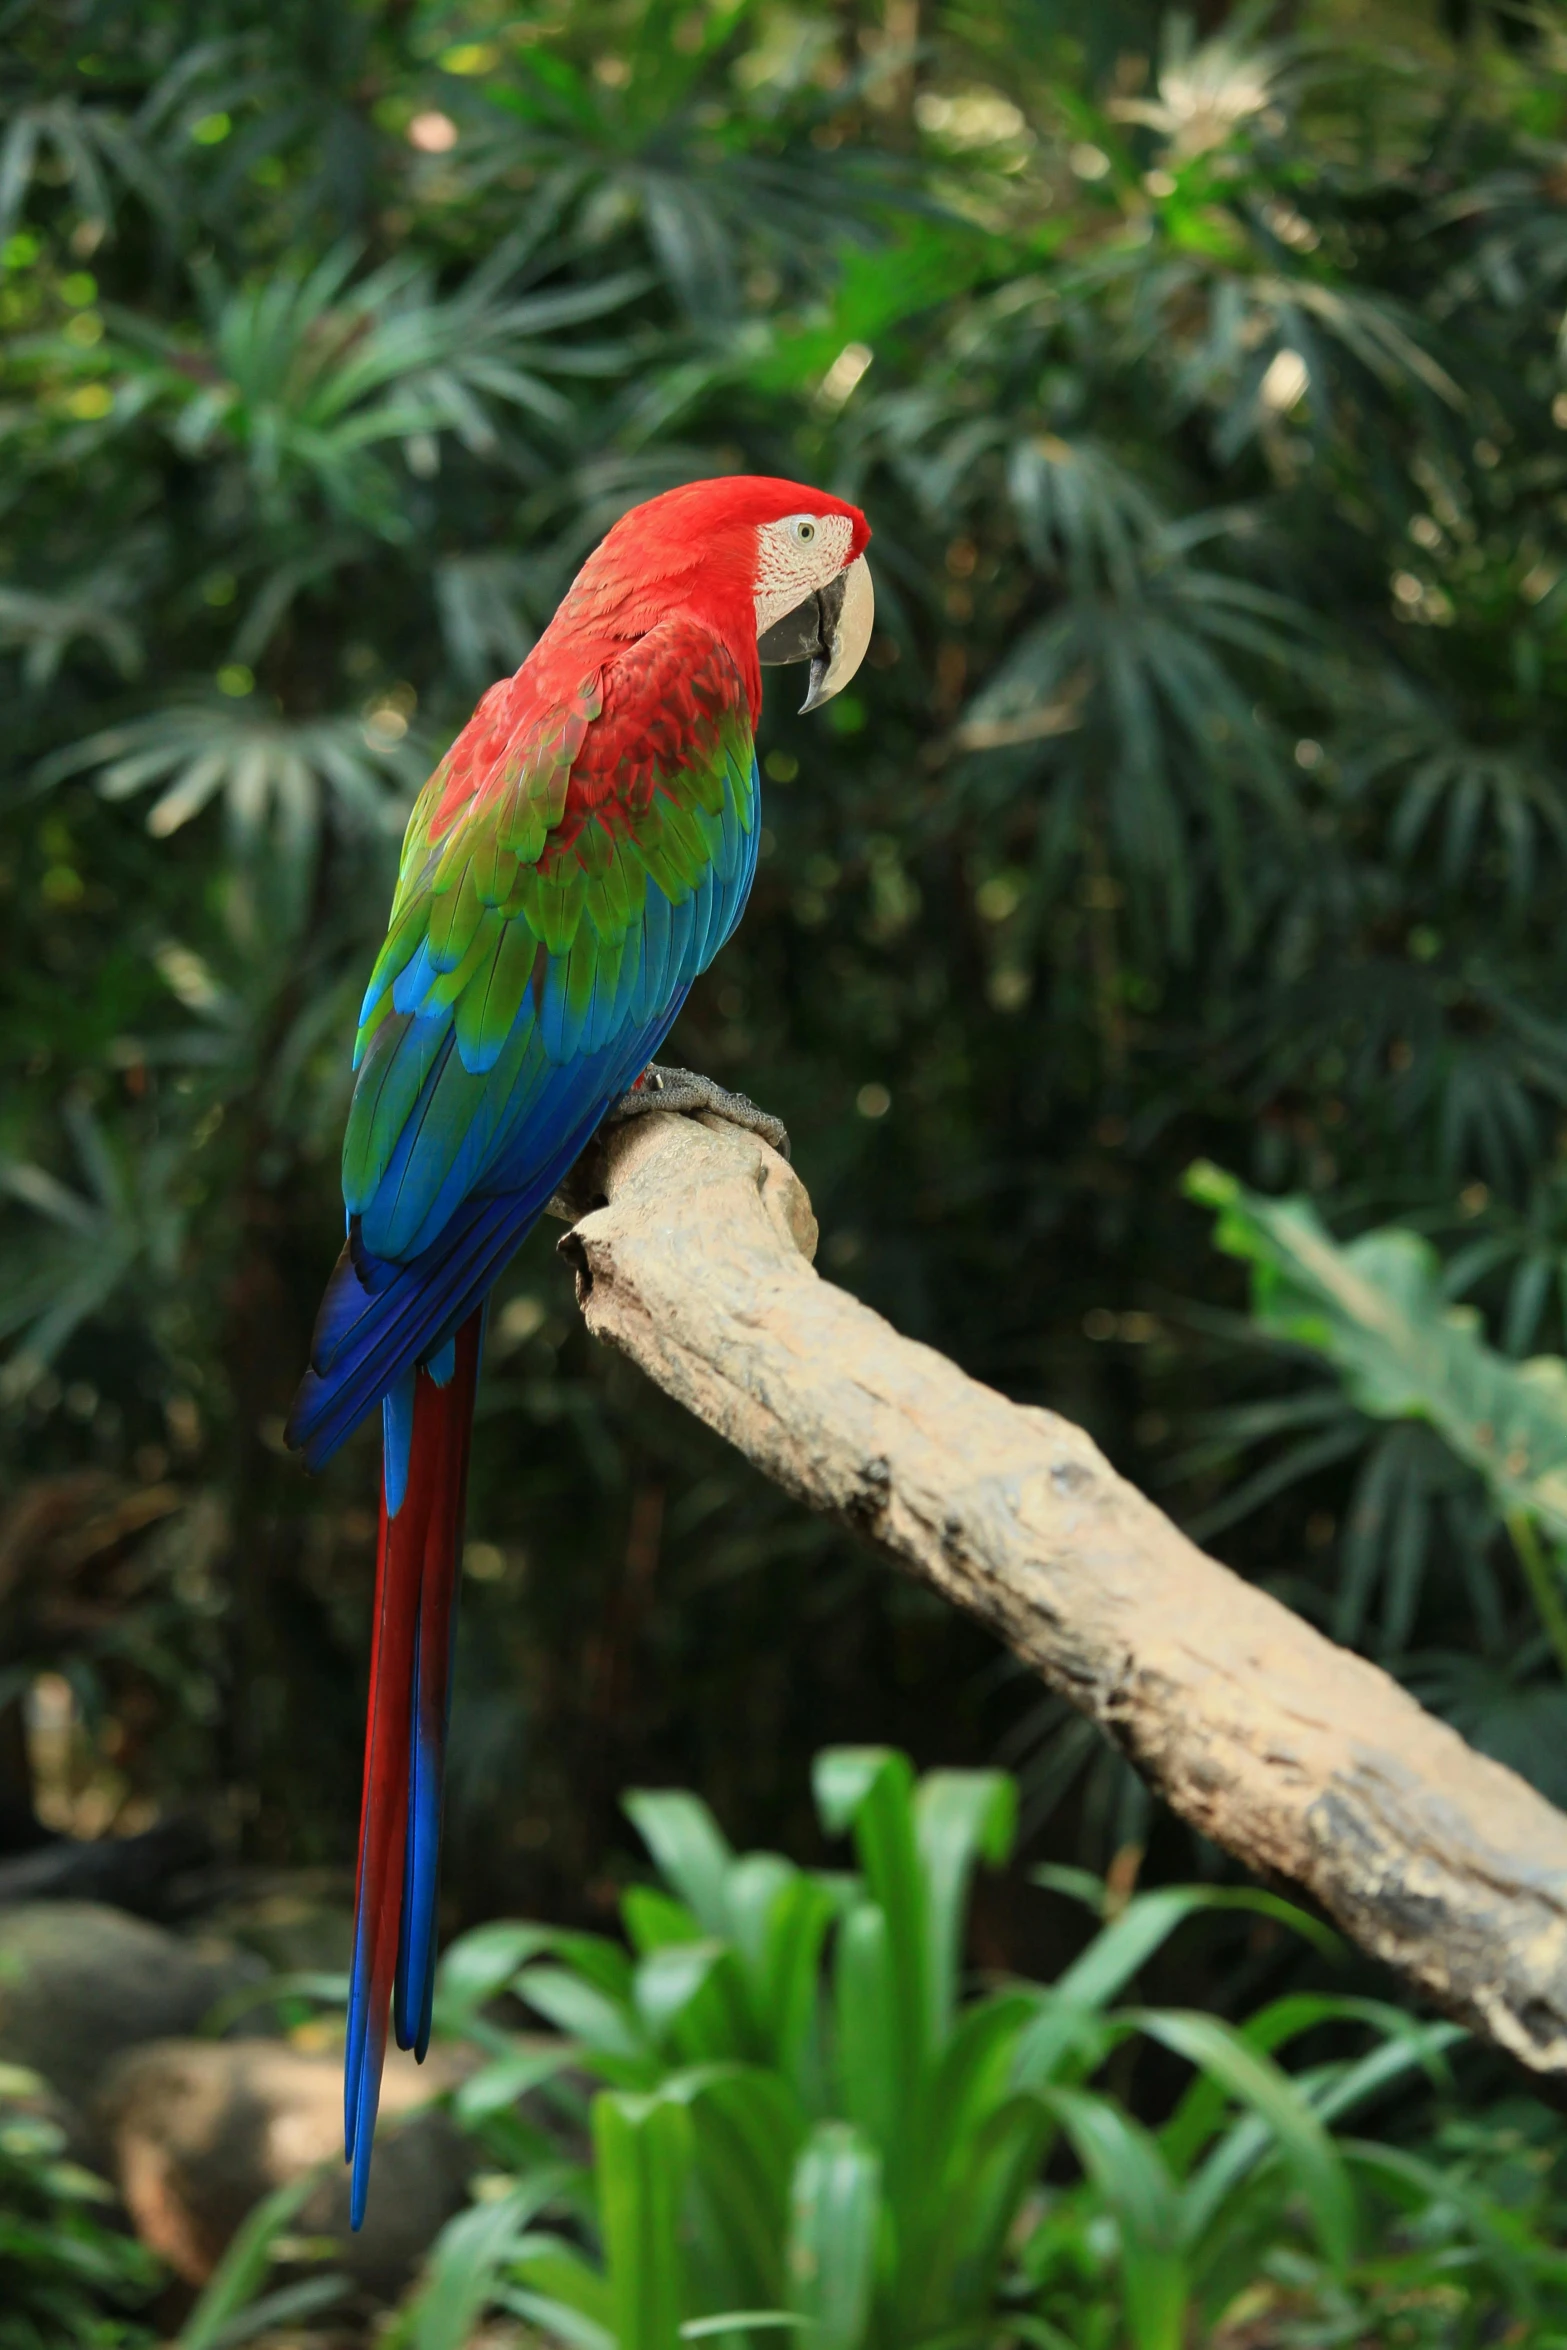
(553, 1109), (1567, 2076)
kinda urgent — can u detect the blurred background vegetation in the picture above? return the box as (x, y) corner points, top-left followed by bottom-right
(9, 0), (1567, 2123)
(19, 0), (1567, 2339)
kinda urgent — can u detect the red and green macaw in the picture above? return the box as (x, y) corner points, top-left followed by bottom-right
(286, 476), (873, 2221)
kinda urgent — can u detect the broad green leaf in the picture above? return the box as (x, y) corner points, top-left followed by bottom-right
(664, 2064), (807, 2308)
(723, 1854), (796, 1988)
(901, 2075), (1054, 2333)
(922, 1991), (1040, 2190)
(1188, 1160), (1567, 1545)
(634, 1940), (760, 2065)
(402, 2170), (572, 2350)
(595, 2091), (696, 2350)
(1004, 1993), (1115, 2098)
(625, 1887), (706, 1956)
(914, 1770), (1016, 2048)
(1177, 2102), (1315, 2271)
(1040, 2088), (1187, 2350)
(505, 2232), (616, 2350)
(680, 2316), (804, 2339)
(510, 2232), (618, 2322)
(454, 2041), (579, 2124)
(518, 1965), (652, 2073)
(900, 1986), (1046, 2321)
(750, 1872), (839, 2101)
(1174, 2013), (1426, 2287)
(786, 2122), (881, 2350)
(1126, 2008), (1354, 2269)
(831, 1901), (899, 2165)
(627, 1790), (737, 1938)
(440, 1921), (632, 2016)
(815, 1749), (929, 2092)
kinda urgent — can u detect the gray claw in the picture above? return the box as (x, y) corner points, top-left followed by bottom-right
(544, 1065), (791, 1223)
(605, 1064), (791, 1160)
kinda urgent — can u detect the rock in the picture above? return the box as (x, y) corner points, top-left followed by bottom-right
(200, 1869), (355, 1975)
(0, 1902), (264, 2120)
(97, 2037), (475, 2302)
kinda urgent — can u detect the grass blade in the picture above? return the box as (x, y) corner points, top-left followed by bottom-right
(1040, 2086), (1186, 2350)
(174, 2163), (335, 2350)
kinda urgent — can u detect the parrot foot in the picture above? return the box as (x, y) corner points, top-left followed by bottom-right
(606, 1064), (791, 1161)
(545, 1066), (790, 1224)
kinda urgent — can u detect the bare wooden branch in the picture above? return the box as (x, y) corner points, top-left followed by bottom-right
(555, 1110), (1567, 2074)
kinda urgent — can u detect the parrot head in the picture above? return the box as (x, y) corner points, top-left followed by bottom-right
(561, 475), (874, 716)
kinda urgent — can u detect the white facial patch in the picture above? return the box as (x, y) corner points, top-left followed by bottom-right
(753, 512), (857, 635)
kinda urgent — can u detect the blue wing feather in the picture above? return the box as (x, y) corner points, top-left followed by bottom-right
(289, 994), (690, 1466)
(289, 667), (759, 1461)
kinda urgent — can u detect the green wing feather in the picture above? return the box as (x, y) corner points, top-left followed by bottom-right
(342, 634), (757, 1265)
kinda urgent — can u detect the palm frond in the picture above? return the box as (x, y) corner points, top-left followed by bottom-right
(34, 698), (420, 859)
(93, 238), (650, 531)
(0, 561), (144, 685)
(0, 1101), (186, 1400)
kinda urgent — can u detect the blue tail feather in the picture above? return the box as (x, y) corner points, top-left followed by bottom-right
(381, 1374), (415, 1518)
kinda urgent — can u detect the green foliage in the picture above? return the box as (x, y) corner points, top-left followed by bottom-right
(393, 1748), (1557, 2349)
(0, 2063), (159, 2350)
(1186, 1160), (1567, 1801)
(171, 2163), (348, 2350)
(9, 0), (1567, 2028)
(1189, 1158), (1567, 1549)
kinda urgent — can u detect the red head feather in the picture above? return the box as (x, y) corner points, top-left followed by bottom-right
(549, 475), (870, 675)
(600, 473), (870, 561)
(429, 475), (870, 832)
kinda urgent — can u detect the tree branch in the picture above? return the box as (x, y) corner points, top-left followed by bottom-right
(555, 1110), (1567, 2075)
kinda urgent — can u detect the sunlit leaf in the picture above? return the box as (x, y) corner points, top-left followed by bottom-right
(1189, 1161), (1567, 1547)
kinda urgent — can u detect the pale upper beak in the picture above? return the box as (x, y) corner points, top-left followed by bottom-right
(756, 553), (874, 714)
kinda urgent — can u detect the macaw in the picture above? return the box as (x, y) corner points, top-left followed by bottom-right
(286, 475), (873, 2222)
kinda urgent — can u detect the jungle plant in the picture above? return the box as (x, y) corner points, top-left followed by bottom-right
(0, 2062), (160, 2350)
(170, 2163), (349, 2350)
(387, 1748), (1550, 2350)
(1185, 1163), (1567, 1810)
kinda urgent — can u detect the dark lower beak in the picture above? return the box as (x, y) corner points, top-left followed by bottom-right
(755, 556), (873, 715)
(757, 574), (847, 714)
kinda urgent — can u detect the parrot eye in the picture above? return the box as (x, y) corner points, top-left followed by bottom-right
(787, 517), (817, 545)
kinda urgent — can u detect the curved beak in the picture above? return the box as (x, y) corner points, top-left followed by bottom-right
(756, 554), (874, 715)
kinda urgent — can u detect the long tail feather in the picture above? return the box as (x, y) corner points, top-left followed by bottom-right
(396, 1327), (474, 2059)
(344, 1309), (482, 2228)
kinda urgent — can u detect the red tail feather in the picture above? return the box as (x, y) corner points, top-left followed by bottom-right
(345, 1311), (482, 2226)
